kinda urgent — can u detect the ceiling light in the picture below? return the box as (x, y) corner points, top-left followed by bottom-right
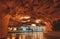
(35, 19), (41, 23)
(31, 24), (36, 27)
(24, 16), (30, 19)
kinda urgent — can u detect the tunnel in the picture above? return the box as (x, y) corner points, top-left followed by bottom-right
(0, 0), (60, 39)
(52, 20), (60, 31)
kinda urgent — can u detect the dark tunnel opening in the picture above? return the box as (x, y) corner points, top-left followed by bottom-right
(52, 20), (60, 31)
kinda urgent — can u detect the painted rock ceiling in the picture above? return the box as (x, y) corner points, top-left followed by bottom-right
(0, 0), (60, 24)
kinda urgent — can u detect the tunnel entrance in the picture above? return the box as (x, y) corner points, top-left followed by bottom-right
(52, 20), (60, 31)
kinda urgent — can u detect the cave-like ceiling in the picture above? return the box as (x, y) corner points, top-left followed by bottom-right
(0, 0), (60, 24)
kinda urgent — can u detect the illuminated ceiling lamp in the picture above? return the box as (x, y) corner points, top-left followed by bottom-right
(31, 24), (36, 27)
(23, 16), (31, 19)
(35, 19), (41, 23)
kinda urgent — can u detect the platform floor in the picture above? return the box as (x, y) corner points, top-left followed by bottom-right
(6, 32), (60, 39)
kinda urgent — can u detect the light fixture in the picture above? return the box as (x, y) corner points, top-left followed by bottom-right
(31, 24), (36, 27)
(23, 16), (31, 19)
(35, 19), (41, 23)
(13, 28), (17, 31)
